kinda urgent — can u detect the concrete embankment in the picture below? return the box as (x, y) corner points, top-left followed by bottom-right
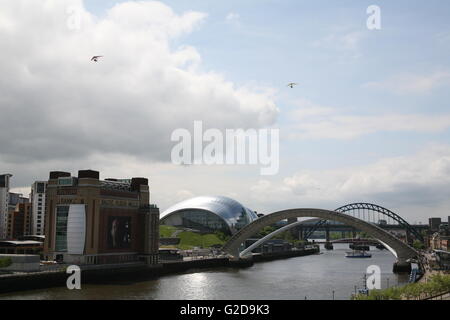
(252, 248), (320, 263)
(160, 257), (230, 274)
(0, 248), (319, 295)
(0, 260), (234, 294)
(0, 263), (157, 294)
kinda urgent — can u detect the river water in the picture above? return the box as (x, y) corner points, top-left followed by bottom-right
(0, 244), (409, 300)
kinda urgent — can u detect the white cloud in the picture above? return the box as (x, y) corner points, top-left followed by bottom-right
(4, 129), (450, 223)
(0, 0), (278, 167)
(287, 99), (450, 140)
(363, 71), (450, 94)
(283, 144), (450, 204)
(225, 12), (240, 24)
(311, 30), (365, 59)
(10, 187), (31, 198)
(312, 31), (363, 50)
(243, 145), (450, 222)
(288, 98), (334, 120)
(435, 31), (450, 46)
(174, 189), (196, 202)
(2, 1), (449, 225)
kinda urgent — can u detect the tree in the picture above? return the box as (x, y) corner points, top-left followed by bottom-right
(0, 257), (12, 269)
(256, 226), (277, 238)
(214, 231), (230, 242)
(412, 240), (425, 250)
(353, 274), (450, 300)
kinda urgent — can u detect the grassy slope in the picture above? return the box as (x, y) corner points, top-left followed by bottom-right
(160, 225), (177, 238)
(159, 226), (225, 250)
(177, 232), (225, 250)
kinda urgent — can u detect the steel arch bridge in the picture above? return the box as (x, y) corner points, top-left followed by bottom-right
(301, 203), (424, 242)
(222, 208), (418, 270)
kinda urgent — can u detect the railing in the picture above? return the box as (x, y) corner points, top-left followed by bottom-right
(423, 291), (450, 300)
(409, 268), (420, 283)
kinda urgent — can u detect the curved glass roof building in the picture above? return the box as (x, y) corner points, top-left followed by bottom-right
(160, 196), (259, 235)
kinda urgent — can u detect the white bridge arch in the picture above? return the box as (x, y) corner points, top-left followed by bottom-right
(222, 208), (418, 269)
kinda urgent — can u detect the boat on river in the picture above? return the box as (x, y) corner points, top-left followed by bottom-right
(345, 250), (372, 258)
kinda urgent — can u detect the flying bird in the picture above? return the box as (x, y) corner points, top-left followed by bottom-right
(91, 56), (103, 62)
(287, 83), (298, 88)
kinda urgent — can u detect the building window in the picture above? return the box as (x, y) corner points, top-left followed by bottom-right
(55, 206), (69, 252)
(174, 210), (229, 233)
(37, 183), (46, 193)
(58, 178), (74, 186)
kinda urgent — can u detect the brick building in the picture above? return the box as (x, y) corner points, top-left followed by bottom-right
(43, 170), (159, 265)
(7, 203), (32, 239)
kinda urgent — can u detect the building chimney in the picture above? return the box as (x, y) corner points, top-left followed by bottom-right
(78, 170), (100, 180)
(131, 178), (149, 191)
(49, 171), (71, 180)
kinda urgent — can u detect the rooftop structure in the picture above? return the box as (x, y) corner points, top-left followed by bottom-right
(43, 170), (160, 266)
(161, 196), (258, 235)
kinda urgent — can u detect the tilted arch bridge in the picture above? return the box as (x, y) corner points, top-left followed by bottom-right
(222, 208), (418, 271)
(301, 203), (424, 242)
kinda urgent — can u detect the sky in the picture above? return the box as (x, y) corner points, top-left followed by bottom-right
(1, 0), (450, 223)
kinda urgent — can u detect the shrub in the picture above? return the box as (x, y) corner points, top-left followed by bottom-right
(0, 257), (12, 268)
(352, 274), (450, 300)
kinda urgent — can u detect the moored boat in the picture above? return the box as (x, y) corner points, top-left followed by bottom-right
(345, 250), (372, 258)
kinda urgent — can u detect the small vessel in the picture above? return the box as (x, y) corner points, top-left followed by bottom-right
(349, 244), (370, 251)
(345, 250), (372, 258)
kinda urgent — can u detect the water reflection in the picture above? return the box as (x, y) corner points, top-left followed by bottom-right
(0, 244), (409, 300)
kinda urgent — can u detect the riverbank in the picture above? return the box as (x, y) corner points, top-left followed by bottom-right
(0, 248), (319, 295)
(352, 272), (450, 300)
(252, 247), (321, 262)
(1, 244), (406, 300)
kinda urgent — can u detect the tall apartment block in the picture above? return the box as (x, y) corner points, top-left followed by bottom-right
(429, 217), (442, 232)
(30, 181), (47, 235)
(43, 170), (160, 266)
(0, 174), (13, 240)
(7, 203), (33, 239)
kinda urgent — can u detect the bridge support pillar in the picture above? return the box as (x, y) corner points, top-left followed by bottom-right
(324, 224), (333, 250)
(287, 218), (300, 240)
(222, 208), (419, 274)
(393, 259), (412, 273)
(228, 249), (241, 261)
(405, 230), (412, 246)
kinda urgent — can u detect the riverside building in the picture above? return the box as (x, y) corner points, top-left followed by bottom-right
(160, 195), (258, 235)
(0, 174), (12, 239)
(43, 170), (159, 266)
(7, 203), (32, 239)
(30, 181), (47, 235)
